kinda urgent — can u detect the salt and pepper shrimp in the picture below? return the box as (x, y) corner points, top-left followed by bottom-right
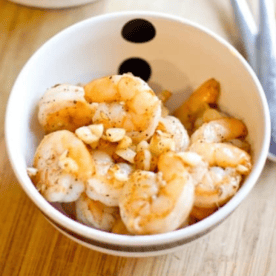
(189, 142), (252, 174)
(173, 78), (220, 134)
(193, 165), (242, 208)
(30, 130), (94, 202)
(155, 116), (190, 152)
(191, 118), (248, 144)
(201, 108), (226, 123)
(97, 138), (119, 156)
(177, 216), (193, 228)
(193, 107), (227, 130)
(188, 143), (252, 208)
(111, 217), (132, 235)
(119, 151), (194, 235)
(134, 148), (158, 172)
(134, 115), (189, 171)
(185, 112), (251, 208)
(158, 90), (172, 103)
(226, 139), (251, 153)
(30, 75), (253, 233)
(38, 84), (94, 133)
(84, 73), (162, 143)
(133, 140), (158, 171)
(86, 150), (133, 206)
(190, 205), (218, 221)
(75, 193), (119, 231)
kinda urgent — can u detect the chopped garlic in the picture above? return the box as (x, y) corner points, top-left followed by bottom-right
(27, 167), (38, 177)
(236, 164), (249, 174)
(134, 149), (152, 171)
(136, 140), (149, 152)
(109, 164), (129, 182)
(115, 148), (136, 164)
(58, 150), (79, 173)
(75, 124), (104, 145)
(117, 135), (132, 150)
(149, 130), (175, 156)
(89, 124), (104, 137)
(177, 152), (202, 166)
(105, 128), (126, 142)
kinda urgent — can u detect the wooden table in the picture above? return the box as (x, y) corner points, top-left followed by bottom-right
(1, 0), (276, 275)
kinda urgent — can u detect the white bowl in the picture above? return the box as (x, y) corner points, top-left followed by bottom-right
(9, 0), (98, 9)
(5, 11), (270, 257)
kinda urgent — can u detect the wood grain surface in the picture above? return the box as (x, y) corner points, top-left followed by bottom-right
(1, 0), (276, 275)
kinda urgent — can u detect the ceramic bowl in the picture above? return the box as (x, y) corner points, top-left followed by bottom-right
(9, 0), (98, 9)
(5, 11), (270, 257)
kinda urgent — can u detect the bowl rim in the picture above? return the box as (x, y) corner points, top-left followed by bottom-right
(9, 0), (98, 9)
(5, 11), (271, 247)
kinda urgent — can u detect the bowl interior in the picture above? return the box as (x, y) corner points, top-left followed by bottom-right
(6, 12), (270, 246)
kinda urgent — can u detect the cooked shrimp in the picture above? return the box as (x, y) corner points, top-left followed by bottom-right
(174, 78), (220, 133)
(193, 165), (242, 208)
(194, 107), (227, 130)
(96, 138), (118, 156)
(32, 130), (94, 202)
(149, 130), (176, 156)
(158, 90), (172, 103)
(156, 116), (190, 152)
(202, 108), (227, 123)
(188, 143), (252, 207)
(119, 151), (194, 235)
(86, 150), (133, 206)
(111, 217), (132, 235)
(189, 142), (252, 174)
(134, 148), (158, 172)
(158, 90), (172, 117)
(38, 84), (94, 133)
(84, 74), (162, 143)
(76, 193), (119, 231)
(191, 118), (248, 144)
(177, 215), (195, 228)
(226, 139), (251, 153)
(190, 206), (218, 220)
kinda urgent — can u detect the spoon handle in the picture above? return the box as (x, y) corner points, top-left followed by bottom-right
(258, 0), (276, 142)
(230, 0), (258, 71)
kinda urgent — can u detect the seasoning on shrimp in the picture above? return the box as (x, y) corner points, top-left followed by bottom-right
(38, 84), (94, 133)
(173, 78), (220, 134)
(156, 116), (190, 152)
(189, 142), (252, 174)
(191, 118), (248, 144)
(84, 73), (162, 143)
(119, 151), (195, 235)
(29, 75), (253, 234)
(188, 144), (252, 208)
(190, 206), (218, 221)
(32, 130), (94, 202)
(111, 217), (132, 235)
(76, 193), (120, 231)
(86, 150), (133, 206)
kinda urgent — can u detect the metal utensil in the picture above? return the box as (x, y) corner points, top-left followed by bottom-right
(231, 0), (276, 161)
